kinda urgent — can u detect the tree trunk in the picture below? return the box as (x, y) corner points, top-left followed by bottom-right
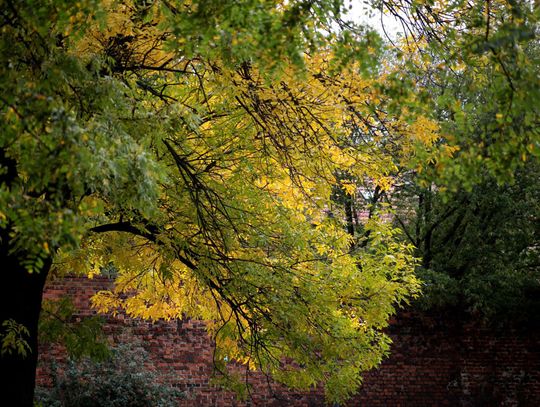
(344, 196), (355, 237)
(0, 230), (50, 407)
(422, 187), (433, 270)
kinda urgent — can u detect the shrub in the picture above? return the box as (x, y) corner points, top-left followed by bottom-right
(36, 343), (183, 407)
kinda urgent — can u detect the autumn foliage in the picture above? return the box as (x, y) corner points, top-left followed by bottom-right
(1, 0), (538, 405)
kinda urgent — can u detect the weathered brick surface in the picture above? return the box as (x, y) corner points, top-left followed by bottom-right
(38, 277), (540, 406)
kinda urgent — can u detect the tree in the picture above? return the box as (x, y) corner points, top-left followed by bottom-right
(384, 161), (540, 323)
(375, 0), (540, 322)
(379, 0), (540, 186)
(1, 1), (421, 404)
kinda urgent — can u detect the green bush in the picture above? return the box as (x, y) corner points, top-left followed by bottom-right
(36, 343), (184, 407)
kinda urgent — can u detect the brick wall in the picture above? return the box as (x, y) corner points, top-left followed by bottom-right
(37, 277), (540, 406)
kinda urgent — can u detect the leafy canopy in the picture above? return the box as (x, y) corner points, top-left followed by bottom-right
(1, 0), (425, 403)
(379, 0), (540, 188)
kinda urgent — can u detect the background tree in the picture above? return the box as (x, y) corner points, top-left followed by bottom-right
(374, 0), (540, 322)
(385, 162), (540, 323)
